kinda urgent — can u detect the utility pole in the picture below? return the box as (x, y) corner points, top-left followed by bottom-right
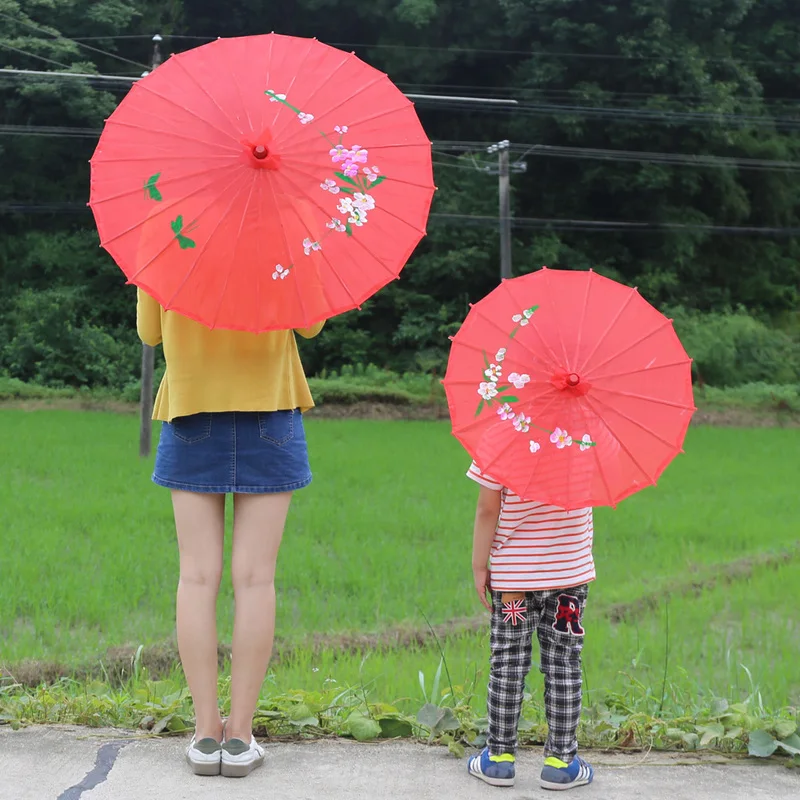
(486, 140), (527, 282)
(138, 33), (163, 458)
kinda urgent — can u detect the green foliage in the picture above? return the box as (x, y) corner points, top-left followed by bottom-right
(2, 662), (799, 761)
(1, 288), (139, 388)
(3, 0), (800, 384)
(668, 306), (800, 387)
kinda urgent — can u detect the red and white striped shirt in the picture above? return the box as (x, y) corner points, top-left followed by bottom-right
(467, 462), (595, 592)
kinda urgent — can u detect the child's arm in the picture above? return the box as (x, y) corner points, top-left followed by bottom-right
(472, 486), (501, 612)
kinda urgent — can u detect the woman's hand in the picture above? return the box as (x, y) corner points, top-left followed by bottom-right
(472, 564), (492, 612)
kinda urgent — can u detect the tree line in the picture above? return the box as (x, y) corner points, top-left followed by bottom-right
(1, 0), (798, 388)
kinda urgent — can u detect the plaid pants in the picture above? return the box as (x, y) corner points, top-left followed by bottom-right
(487, 585), (588, 760)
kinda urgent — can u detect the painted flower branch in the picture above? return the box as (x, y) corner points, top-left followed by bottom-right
(474, 305), (597, 454)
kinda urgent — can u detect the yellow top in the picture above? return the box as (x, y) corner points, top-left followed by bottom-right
(136, 289), (324, 422)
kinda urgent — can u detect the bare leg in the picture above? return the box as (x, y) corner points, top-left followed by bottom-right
(225, 491), (292, 742)
(172, 490), (226, 742)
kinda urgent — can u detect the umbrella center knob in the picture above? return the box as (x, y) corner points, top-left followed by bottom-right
(253, 145), (269, 159)
(567, 373), (580, 386)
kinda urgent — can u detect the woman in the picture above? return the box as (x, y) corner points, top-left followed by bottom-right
(137, 287), (323, 778)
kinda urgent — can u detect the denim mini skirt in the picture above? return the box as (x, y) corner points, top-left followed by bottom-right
(152, 410), (312, 494)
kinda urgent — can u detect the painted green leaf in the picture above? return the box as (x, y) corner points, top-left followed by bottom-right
(370, 175), (386, 188)
(176, 234), (196, 250)
(495, 385), (510, 392)
(170, 216), (183, 235)
(509, 327), (519, 339)
(339, 187), (354, 194)
(335, 171), (359, 187)
(345, 223), (353, 237)
(748, 729), (778, 757)
(144, 172), (162, 202)
(498, 395), (519, 403)
(482, 350), (490, 369)
(475, 400), (485, 417)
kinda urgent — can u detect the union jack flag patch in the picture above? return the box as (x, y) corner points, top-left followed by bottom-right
(501, 598), (527, 626)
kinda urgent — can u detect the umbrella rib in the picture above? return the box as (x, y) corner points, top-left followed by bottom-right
(258, 36), (275, 130)
(574, 395), (614, 507)
(450, 386), (554, 437)
(163, 171), (252, 309)
(572, 270), (594, 369)
(280, 156), (435, 192)
(279, 86), (415, 152)
(91, 154), (236, 165)
(275, 161), (430, 235)
(590, 358), (693, 382)
(273, 168), (398, 279)
(589, 428), (615, 508)
(580, 394), (657, 485)
(90, 162), (236, 206)
(444, 337), (550, 369)
(102, 166), (249, 251)
(166, 55), (246, 142)
(274, 173), (361, 307)
(227, 44), (254, 135)
(540, 267), (571, 368)
(497, 281), (562, 371)
(591, 387), (696, 413)
(268, 37), (318, 131)
(209, 171), (259, 328)
(270, 50), (356, 144)
(583, 318), (674, 379)
(127, 169), (247, 283)
(587, 390), (689, 451)
(261, 171), (315, 322)
(467, 305), (549, 367)
(253, 177), (264, 330)
(575, 286), (637, 375)
(103, 119), (242, 153)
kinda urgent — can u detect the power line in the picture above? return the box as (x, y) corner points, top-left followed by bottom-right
(3, 201), (797, 236)
(4, 65), (799, 131)
(433, 143), (800, 173)
(0, 10), (151, 71)
(430, 213), (800, 235)
(61, 33), (800, 67)
(0, 42), (71, 69)
(1, 123), (798, 174)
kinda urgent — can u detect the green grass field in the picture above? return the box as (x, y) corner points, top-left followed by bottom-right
(1, 410), (799, 714)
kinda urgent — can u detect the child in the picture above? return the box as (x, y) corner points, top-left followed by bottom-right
(465, 461), (594, 791)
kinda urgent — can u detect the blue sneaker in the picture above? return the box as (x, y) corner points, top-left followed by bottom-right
(540, 755), (594, 791)
(467, 746), (516, 787)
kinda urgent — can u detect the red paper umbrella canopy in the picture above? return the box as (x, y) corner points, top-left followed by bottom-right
(443, 268), (696, 510)
(90, 33), (434, 332)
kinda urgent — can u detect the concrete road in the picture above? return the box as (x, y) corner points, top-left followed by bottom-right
(1, 725), (797, 800)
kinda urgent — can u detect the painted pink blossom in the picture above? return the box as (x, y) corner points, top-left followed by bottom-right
(496, 402), (515, 421)
(363, 166), (381, 183)
(330, 145), (348, 163)
(320, 179), (340, 194)
(550, 427), (573, 449)
(513, 414), (531, 433)
(326, 218), (347, 233)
